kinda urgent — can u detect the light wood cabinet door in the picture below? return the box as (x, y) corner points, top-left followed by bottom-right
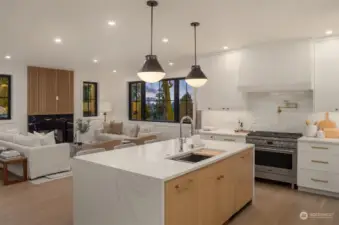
(165, 172), (199, 225)
(216, 157), (236, 224)
(234, 149), (253, 211)
(38, 68), (58, 114)
(56, 70), (74, 114)
(197, 164), (219, 225)
(27, 67), (40, 115)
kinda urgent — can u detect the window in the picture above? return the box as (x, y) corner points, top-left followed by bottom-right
(0, 75), (11, 120)
(129, 78), (194, 123)
(83, 82), (98, 117)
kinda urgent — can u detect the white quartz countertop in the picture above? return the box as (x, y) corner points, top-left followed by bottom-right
(74, 139), (254, 181)
(198, 129), (249, 137)
(299, 136), (339, 144)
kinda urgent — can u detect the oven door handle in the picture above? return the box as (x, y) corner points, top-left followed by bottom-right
(256, 147), (294, 154)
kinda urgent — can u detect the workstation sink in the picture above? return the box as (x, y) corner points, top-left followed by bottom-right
(169, 149), (225, 163)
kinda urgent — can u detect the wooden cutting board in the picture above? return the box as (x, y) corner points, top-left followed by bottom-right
(318, 112), (337, 130)
(324, 128), (339, 138)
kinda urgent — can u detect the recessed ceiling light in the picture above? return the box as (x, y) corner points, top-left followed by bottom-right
(168, 62), (174, 66)
(93, 59), (99, 63)
(325, 30), (333, 36)
(223, 46), (229, 50)
(108, 20), (116, 26)
(4, 55), (11, 60)
(54, 37), (62, 44)
(162, 37), (169, 43)
(112, 70), (117, 73)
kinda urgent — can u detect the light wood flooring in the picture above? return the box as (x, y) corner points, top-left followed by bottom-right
(0, 174), (338, 225)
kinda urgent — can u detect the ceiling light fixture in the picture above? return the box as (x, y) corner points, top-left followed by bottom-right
(137, 0), (165, 83)
(113, 70), (117, 73)
(185, 22), (207, 88)
(223, 46), (229, 50)
(168, 62), (174, 66)
(4, 55), (11, 60)
(93, 59), (99, 63)
(54, 37), (62, 44)
(162, 37), (169, 43)
(108, 20), (116, 26)
(325, 30), (333, 36)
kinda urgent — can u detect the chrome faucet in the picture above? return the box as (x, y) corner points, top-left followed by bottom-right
(179, 116), (195, 152)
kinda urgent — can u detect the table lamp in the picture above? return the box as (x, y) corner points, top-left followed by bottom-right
(100, 102), (112, 122)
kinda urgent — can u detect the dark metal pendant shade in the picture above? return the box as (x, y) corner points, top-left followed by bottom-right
(138, 0), (166, 83)
(186, 65), (207, 80)
(185, 22), (208, 88)
(140, 55), (165, 73)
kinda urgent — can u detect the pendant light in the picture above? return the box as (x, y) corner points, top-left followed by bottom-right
(137, 0), (165, 83)
(185, 22), (208, 88)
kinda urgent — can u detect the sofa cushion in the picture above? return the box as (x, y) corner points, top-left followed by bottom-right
(102, 121), (114, 134)
(13, 134), (41, 147)
(29, 131), (56, 146)
(123, 124), (139, 137)
(0, 132), (16, 143)
(111, 122), (123, 134)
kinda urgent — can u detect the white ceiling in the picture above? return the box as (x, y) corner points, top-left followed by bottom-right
(1, 0), (339, 74)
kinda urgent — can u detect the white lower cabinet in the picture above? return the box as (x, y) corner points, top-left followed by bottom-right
(298, 140), (339, 196)
(200, 134), (246, 143)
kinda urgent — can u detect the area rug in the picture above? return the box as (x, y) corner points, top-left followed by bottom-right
(29, 171), (72, 185)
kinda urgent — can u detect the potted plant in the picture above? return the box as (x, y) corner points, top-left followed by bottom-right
(75, 118), (91, 144)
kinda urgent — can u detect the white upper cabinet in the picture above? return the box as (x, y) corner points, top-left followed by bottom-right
(196, 51), (247, 111)
(238, 40), (314, 92)
(314, 38), (339, 112)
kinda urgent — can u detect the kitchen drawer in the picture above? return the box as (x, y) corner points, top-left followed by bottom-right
(213, 135), (246, 143)
(298, 168), (339, 193)
(200, 134), (215, 140)
(298, 151), (339, 173)
(298, 141), (339, 155)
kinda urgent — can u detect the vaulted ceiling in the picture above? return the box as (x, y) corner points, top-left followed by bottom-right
(1, 0), (339, 74)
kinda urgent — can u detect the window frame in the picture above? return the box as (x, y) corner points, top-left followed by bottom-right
(0, 75), (11, 120)
(128, 77), (193, 123)
(83, 81), (98, 117)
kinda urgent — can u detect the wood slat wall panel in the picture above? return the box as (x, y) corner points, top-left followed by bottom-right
(27, 66), (74, 115)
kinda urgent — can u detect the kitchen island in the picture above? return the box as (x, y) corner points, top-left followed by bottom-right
(72, 139), (255, 225)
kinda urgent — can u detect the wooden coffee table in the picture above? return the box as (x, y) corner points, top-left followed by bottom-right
(0, 156), (28, 186)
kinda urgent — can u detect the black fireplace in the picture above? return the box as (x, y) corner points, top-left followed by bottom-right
(28, 114), (74, 143)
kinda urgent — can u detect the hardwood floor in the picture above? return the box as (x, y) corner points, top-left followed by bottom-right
(0, 176), (338, 225)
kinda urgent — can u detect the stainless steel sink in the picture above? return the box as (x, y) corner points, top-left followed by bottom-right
(170, 152), (213, 163)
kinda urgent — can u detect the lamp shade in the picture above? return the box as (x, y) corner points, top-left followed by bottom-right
(185, 65), (208, 88)
(137, 55), (165, 83)
(100, 101), (112, 113)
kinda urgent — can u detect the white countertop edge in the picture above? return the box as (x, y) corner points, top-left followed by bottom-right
(198, 129), (249, 137)
(298, 136), (339, 144)
(162, 144), (254, 181)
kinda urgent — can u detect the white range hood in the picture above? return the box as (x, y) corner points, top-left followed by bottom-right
(238, 39), (314, 92)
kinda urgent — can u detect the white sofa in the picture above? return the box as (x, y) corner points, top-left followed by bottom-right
(94, 123), (161, 143)
(0, 139), (70, 179)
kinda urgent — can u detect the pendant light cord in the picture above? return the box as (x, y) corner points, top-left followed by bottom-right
(194, 25), (197, 65)
(150, 5), (154, 55)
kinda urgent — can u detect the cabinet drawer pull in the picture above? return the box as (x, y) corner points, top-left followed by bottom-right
(311, 146), (329, 150)
(311, 178), (328, 183)
(311, 160), (329, 164)
(217, 175), (224, 180)
(224, 139), (235, 142)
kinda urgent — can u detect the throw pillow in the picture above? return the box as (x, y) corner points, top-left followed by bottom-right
(14, 134), (41, 147)
(34, 131), (56, 146)
(111, 122), (123, 135)
(102, 121), (113, 133)
(123, 124), (140, 137)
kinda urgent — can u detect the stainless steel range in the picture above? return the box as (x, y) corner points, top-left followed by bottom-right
(246, 131), (302, 188)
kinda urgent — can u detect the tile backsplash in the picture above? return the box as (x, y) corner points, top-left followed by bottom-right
(201, 91), (339, 133)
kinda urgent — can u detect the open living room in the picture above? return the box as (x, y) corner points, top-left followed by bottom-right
(1, 0), (339, 225)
